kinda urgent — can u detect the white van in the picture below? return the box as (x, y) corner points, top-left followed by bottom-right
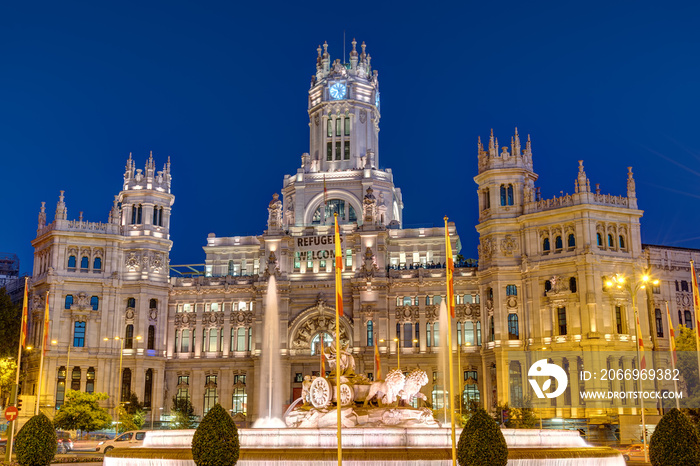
(96, 431), (147, 454)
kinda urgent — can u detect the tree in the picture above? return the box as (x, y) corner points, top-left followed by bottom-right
(53, 390), (112, 435)
(118, 392), (145, 433)
(0, 358), (17, 408)
(0, 288), (21, 358)
(650, 408), (700, 466)
(192, 404), (239, 466)
(671, 325), (700, 418)
(458, 407), (508, 466)
(171, 396), (197, 429)
(15, 412), (57, 466)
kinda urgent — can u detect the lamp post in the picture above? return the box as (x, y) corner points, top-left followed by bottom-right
(604, 272), (658, 463)
(393, 337), (400, 371)
(104, 335), (142, 434)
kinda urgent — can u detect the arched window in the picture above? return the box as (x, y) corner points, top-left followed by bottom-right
(131, 206), (137, 224)
(68, 255), (76, 269)
(127, 297), (136, 308)
(80, 256), (89, 269)
(569, 277), (577, 293)
(507, 184), (514, 206)
(685, 310), (693, 329)
(555, 236), (563, 250)
(147, 325), (155, 350)
(608, 234), (614, 248)
(121, 368), (131, 402)
(56, 366), (67, 409)
(367, 320), (374, 347)
(508, 314), (519, 340)
(144, 369), (153, 408)
(71, 366), (81, 390)
(73, 321), (85, 347)
(311, 332), (333, 356)
(544, 280), (552, 293)
(543, 238), (550, 252)
(597, 233), (603, 246)
(402, 296), (412, 306)
(463, 381), (480, 407)
(568, 234), (575, 248)
(136, 205), (142, 224)
(93, 257), (102, 270)
(125, 324), (134, 349)
(90, 296), (99, 310)
(681, 281), (690, 292)
(619, 235), (626, 249)
(86, 367), (95, 393)
(312, 199), (357, 224)
(655, 309), (664, 338)
(65, 295), (74, 310)
(149, 299), (157, 309)
(500, 185), (507, 206)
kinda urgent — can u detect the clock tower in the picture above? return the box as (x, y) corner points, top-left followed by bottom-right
(308, 40), (380, 173)
(278, 40), (402, 231)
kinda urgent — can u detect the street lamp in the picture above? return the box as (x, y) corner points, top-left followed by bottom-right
(603, 272), (658, 462)
(104, 335), (141, 434)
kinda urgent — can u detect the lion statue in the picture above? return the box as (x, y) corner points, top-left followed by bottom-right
(399, 369), (429, 405)
(364, 369), (405, 407)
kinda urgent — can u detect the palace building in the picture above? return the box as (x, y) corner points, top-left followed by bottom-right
(25, 41), (700, 440)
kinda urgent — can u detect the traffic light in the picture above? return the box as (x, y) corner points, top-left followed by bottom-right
(16, 398), (22, 412)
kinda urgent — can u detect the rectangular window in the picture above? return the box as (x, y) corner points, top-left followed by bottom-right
(345, 249), (352, 268)
(344, 117), (350, 136)
(327, 142), (332, 161)
(237, 328), (246, 351)
(248, 327), (252, 351)
(506, 285), (517, 296)
(344, 141), (350, 160)
(327, 119), (332, 137)
(558, 307), (567, 335)
(208, 328), (218, 352)
(403, 322), (413, 348)
(426, 323), (432, 347)
(320, 259), (326, 269)
(336, 118), (341, 137)
(367, 320), (374, 347)
(615, 306), (623, 333)
(181, 329), (190, 353)
(73, 322), (86, 347)
(477, 321), (482, 346)
(294, 252), (301, 270)
(335, 141), (341, 160)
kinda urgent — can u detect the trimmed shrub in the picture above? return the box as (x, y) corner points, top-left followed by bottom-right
(457, 408), (508, 466)
(15, 413), (57, 466)
(192, 404), (239, 466)
(650, 408), (700, 466)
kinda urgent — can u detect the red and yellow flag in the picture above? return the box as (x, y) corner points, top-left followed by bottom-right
(20, 278), (28, 348)
(334, 214), (343, 317)
(691, 261), (700, 337)
(42, 292), (50, 355)
(444, 217), (455, 319)
(635, 312), (646, 370)
(374, 338), (381, 381)
(666, 301), (677, 365)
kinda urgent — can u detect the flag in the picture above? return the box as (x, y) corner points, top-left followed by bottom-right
(666, 301), (677, 365)
(444, 217), (455, 318)
(374, 338), (381, 381)
(691, 261), (700, 337)
(20, 278), (28, 348)
(635, 312), (646, 370)
(334, 214), (343, 317)
(42, 292), (50, 355)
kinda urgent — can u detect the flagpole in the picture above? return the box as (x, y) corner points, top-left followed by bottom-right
(334, 213), (343, 466)
(665, 301), (680, 409)
(444, 217), (457, 466)
(690, 261), (700, 388)
(36, 291), (50, 415)
(6, 277), (28, 462)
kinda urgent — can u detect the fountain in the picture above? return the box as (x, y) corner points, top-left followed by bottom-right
(251, 275), (285, 428)
(104, 279), (625, 465)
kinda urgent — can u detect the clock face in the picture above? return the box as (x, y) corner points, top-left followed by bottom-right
(329, 83), (347, 100)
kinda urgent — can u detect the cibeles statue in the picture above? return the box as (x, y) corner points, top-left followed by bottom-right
(325, 342), (356, 376)
(267, 193), (283, 231)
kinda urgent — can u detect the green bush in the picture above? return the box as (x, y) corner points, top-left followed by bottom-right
(457, 408), (508, 466)
(650, 408), (700, 466)
(15, 413), (57, 466)
(192, 404), (239, 466)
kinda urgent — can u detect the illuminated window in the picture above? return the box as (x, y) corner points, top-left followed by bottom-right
(55, 366), (66, 409)
(203, 375), (218, 414)
(508, 314), (519, 339)
(232, 375), (247, 415)
(367, 320), (374, 347)
(311, 332), (333, 356)
(86, 367), (95, 394)
(71, 367), (81, 390)
(615, 306), (624, 333)
(558, 308), (567, 335)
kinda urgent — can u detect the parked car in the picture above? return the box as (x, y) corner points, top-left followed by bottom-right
(96, 431), (147, 454)
(619, 444), (648, 462)
(56, 431), (74, 453)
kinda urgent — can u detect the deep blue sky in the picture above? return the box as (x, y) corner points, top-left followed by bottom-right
(3, 1), (700, 275)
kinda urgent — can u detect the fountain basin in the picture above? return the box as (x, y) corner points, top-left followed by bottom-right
(104, 428), (624, 466)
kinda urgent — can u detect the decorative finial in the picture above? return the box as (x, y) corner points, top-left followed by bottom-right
(317, 45), (322, 57)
